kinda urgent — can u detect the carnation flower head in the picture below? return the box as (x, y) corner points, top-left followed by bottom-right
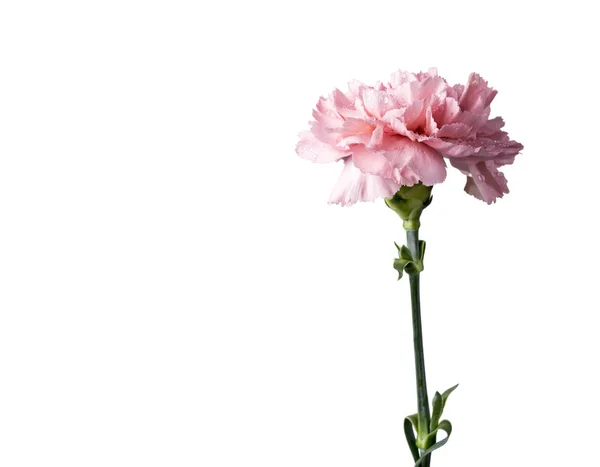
(296, 67), (523, 205)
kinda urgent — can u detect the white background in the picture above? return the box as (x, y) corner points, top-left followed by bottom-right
(1, 1), (599, 466)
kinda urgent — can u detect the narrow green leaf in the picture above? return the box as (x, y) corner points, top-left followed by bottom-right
(406, 413), (419, 430)
(414, 420), (453, 467)
(393, 258), (409, 280)
(404, 415), (420, 463)
(441, 384), (459, 411)
(418, 240), (426, 262)
(430, 391), (443, 432)
(404, 260), (423, 275)
(400, 245), (413, 261)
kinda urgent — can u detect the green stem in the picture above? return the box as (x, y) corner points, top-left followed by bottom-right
(407, 228), (432, 467)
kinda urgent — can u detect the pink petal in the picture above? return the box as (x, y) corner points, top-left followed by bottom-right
(332, 88), (354, 112)
(436, 122), (472, 138)
(410, 75), (448, 102)
(389, 70), (414, 87)
(459, 73), (497, 113)
(315, 95), (339, 118)
(385, 108), (420, 142)
(309, 120), (342, 145)
(347, 79), (367, 99)
(388, 137), (447, 185)
(424, 106), (438, 135)
(423, 138), (480, 157)
(432, 97), (461, 126)
(378, 136), (447, 185)
(361, 88), (396, 119)
(480, 116), (505, 135)
(341, 118), (376, 136)
(482, 139), (524, 158)
(368, 124), (385, 148)
(312, 108), (341, 127)
(459, 160), (509, 204)
(403, 100), (425, 130)
(337, 133), (371, 149)
(452, 83), (465, 100)
(296, 131), (349, 163)
(328, 158), (400, 206)
(351, 145), (394, 178)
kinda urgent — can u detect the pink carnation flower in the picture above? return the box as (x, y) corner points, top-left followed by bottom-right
(296, 68), (523, 205)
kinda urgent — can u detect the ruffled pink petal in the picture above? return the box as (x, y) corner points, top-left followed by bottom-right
(296, 131), (350, 163)
(410, 75), (448, 102)
(309, 94), (347, 145)
(337, 132), (371, 150)
(341, 118), (376, 136)
(424, 106), (438, 135)
(347, 79), (367, 99)
(493, 154), (516, 166)
(332, 88), (354, 112)
(361, 88), (396, 119)
(420, 67), (439, 79)
(452, 83), (465, 100)
(436, 122), (472, 138)
(309, 120), (343, 145)
(481, 139), (524, 158)
(432, 97), (461, 127)
(377, 136), (447, 185)
(369, 124), (385, 147)
(423, 138), (481, 157)
(426, 129), (522, 160)
(315, 95), (339, 118)
(389, 70), (414, 87)
(454, 109), (490, 134)
(328, 158), (400, 206)
(459, 73), (497, 113)
(480, 116), (505, 135)
(349, 135), (447, 186)
(351, 145), (394, 178)
(403, 100), (425, 131)
(385, 108), (419, 142)
(454, 160), (509, 204)
(312, 108), (341, 127)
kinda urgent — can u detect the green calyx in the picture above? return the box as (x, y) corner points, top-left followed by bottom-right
(404, 384), (459, 466)
(384, 183), (433, 230)
(393, 240), (426, 280)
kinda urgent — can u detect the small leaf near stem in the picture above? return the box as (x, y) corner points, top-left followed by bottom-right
(393, 242), (425, 280)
